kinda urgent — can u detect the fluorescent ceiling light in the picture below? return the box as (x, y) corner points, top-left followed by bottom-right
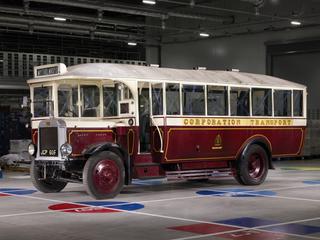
(128, 42), (137, 46)
(142, 0), (156, 4)
(54, 17), (66, 21)
(291, 20), (301, 26)
(199, 32), (210, 37)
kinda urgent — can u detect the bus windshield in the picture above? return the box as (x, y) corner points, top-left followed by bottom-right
(33, 86), (53, 118)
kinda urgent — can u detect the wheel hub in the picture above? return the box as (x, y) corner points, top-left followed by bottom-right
(93, 160), (120, 194)
(248, 153), (263, 179)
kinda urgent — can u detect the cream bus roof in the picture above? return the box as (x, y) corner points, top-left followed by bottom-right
(27, 63), (306, 89)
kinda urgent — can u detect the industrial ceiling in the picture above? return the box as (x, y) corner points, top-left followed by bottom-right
(0, 0), (319, 45)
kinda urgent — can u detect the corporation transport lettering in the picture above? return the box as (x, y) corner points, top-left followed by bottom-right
(183, 118), (293, 126)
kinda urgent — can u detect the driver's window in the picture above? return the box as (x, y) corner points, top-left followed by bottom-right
(58, 84), (79, 117)
(33, 86), (53, 117)
(80, 85), (100, 117)
(103, 83), (118, 117)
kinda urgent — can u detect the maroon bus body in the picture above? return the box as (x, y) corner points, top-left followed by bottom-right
(32, 118), (305, 180)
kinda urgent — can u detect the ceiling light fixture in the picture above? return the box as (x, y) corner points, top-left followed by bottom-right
(128, 42), (137, 46)
(54, 17), (67, 21)
(142, 0), (156, 5)
(291, 20), (301, 26)
(199, 32), (210, 37)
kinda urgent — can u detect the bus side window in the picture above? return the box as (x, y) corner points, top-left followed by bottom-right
(80, 85), (100, 117)
(293, 90), (303, 117)
(230, 87), (250, 116)
(182, 85), (205, 115)
(166, 83), (180, 115)
(274, 90), (292, 117)
(152, 83), (163, 115)
(58, 84), (78, 117)
(252, 88), (272, 116)
(207, 86), (228, 116)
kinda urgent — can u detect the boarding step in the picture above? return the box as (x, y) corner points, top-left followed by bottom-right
(134, 153), (154, 164)
(166, 168), (232, 181)
(134, 162), (165, 179)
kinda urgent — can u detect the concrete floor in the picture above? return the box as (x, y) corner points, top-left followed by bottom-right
(0, 160), (319, 240)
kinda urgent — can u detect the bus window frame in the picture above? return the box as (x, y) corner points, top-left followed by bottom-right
(229, 86), (251, 117)
(31, 82), (56, 119)
(151, 82), (165, 116)
(206, 84), (229, 117)
(181, 83), (206, 116)
(30, 78), (307, 121)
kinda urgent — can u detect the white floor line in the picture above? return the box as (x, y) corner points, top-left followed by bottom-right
(0, 182), (319, 217)
(135, 183), (320, 205)
(170, 227), (320, 240)
(1, 190), (320, 240)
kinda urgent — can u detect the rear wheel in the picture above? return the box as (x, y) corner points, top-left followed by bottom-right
(30, 161), (67, 193)
(235, 144), (268, 185)
(83, 151), (125, 199)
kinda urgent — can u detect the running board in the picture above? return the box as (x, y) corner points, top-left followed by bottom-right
(166, 168), (233, 181)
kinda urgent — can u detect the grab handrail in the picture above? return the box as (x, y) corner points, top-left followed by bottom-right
(150, 116), (164, 153)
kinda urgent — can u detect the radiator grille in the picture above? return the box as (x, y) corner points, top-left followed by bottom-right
(39, 127), (58, 157)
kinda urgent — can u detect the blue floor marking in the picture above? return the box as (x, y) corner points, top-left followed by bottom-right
(216, 217), (279, 228)
(132, 179), (165, 186)
(0, 188), (37, 195)
(196, 188), (276, 197)
(77, 201), (144, 211)
(262, 223), (320, 235)
(303, 180), (320, 185)
(216, 217), (320, 235)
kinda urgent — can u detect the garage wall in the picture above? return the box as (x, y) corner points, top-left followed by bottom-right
(160, 26), (320, 74)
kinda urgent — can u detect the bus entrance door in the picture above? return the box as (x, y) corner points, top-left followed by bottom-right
(138, 82), (151, 153)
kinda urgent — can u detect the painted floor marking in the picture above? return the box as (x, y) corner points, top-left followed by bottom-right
(217, 217), (278, 228)
(0, 188), (37, 195)
(281, 167), (320, 171)
(132, 179), (166, 186)
(168, 223), (240, 234)
(196, 188), (276, 197)
(304, 180), (320, 185)
(0, 182), (319, 218)
(48, 201), (145, 213)
(195, 187), (320, 203)
(0, 188), (320, 240)
(218, 229), (288, 240)
(170, 216), (320, 240)
(217, 217), (320, 235)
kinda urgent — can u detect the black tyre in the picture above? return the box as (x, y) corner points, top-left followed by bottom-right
(235, 144), (269, 185)
(83, 151), (125, 199)
(30, 160), (67, 193)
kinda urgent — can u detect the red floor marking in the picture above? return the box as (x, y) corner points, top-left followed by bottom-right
(0, 193), (10, 197)
(168, 223), (240, 235)
(218, 229), (288, 240)
(48, 203), (119, 213)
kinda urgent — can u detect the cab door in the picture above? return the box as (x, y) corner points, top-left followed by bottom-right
(138, 82), (151, 153)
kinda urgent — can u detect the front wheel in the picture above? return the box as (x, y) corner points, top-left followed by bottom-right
(30, 161), (68, 193)
(83, 151), (125, 199)
(235, 144), (269, 185)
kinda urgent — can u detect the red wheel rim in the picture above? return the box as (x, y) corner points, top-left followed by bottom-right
(93, 160), (120, 194)
(248, 153), (264, 179)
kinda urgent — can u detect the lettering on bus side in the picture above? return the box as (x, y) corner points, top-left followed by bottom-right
(183, 118), (293, 127)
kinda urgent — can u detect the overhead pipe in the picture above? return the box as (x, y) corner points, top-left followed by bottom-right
(158, 0), (292, 21)
(0, 6), (146, 28)
(0, 15), (145, 40)
(28, 0), (233, 23)
(0, 5), (200, 35)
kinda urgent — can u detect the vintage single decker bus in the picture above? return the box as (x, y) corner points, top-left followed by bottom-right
(27, 63), (307, 199)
